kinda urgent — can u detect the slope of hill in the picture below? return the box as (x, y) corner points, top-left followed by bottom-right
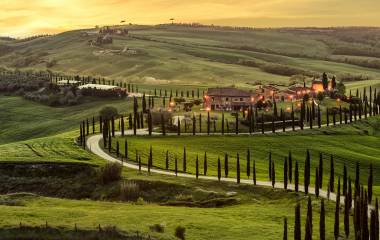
(1, 26), (380, 88)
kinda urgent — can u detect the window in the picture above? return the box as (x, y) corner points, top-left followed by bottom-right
(240, 98), (243, 101)
(212, 97), (214, 102)
(226, 97), (229, 101)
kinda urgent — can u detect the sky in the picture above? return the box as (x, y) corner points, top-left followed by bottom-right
(1, 0), (380, 37)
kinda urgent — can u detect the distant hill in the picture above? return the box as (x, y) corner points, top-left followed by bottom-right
(1, 25), (380, 88)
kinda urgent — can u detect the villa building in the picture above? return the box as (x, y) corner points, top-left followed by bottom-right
(203, 87), (255, 111)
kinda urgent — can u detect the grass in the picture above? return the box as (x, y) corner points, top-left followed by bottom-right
(0, 177), (354, 240)
(0, 95), (133, 144)
(113, 116), (380, 196)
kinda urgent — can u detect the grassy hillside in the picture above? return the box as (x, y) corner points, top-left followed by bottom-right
(2, 26), (380, 88)
(0, 96), (133, 144)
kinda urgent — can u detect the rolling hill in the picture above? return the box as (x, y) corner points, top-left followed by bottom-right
(2, 25), (380, 89)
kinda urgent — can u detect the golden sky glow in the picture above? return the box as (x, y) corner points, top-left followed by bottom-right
(1, 0), (380, 37)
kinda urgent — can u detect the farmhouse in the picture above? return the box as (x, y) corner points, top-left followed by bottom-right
(203, 87), (254, 111)
(312, 79), (332, 92)
(78, 84), (120, 91)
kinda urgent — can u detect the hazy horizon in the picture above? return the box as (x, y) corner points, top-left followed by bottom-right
(1, 0), (380, 37)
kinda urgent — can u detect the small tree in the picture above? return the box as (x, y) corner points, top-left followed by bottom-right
(246, 149), (251, 177)
(305, 196), (313, 240)
(165, 150), (169, 170)
(183, 147), (186, 172)
(195, 155), (199, 179)
(288, 151), (293, 183)
(224, 153), (229, 177)
(283, 157), (288, 190)
(330, 155), (335, 192)
(253, 159), (256, 185)
(271, 161), (276, 188)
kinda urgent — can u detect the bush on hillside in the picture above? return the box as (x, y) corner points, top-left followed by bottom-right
(99, 106), (119, 120)
(175, 226), (186, 240)
(99, 162), (122, 184)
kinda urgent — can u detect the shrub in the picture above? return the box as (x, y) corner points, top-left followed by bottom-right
(99, 106), (119, 120)
(120, 181), (140, 201)
(149, 223), (165, 233)
(99, 162), (122, 184)
(136, 197), (145, 205)
(192, 99), (202, 105)
(175, 226), (186, 240)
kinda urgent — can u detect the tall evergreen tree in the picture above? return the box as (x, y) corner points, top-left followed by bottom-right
(344, 193), (350, 238)
(319, 153), (323, 188)
(269, 151), (272, 180)
(355, 162), (360, 197)
(124, 139), (128, 160)
(320, 199), (326, 240)
(305, 196), (313, 240)
(295, 161), (299, 192)
(221, 111), (225, 135)
(224, 153), (229, 177)
(334, 178), (341, 240)
(295, 203), (301, 240)
(343, 164), (347, 196)
(283, 217), (288, 240)
(284, 157), (288, 190)
(315, 168), (320, 198)
(235, 113), (239, 134)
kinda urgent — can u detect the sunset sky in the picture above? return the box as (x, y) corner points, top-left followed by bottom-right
(1, 0), (380, 37)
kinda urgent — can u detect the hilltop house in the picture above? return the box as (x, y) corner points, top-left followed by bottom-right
(203, 87), (254, 111)
(311, 79), (333, 92)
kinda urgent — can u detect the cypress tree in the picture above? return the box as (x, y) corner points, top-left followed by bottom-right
(334, 178), (341, 240)
(183, 147), (186, 172)
(294, 203), (301, 240)
(344, 193), (350, 238)
(121, 116), (125, 136)
(330, 155), (335, 193)
(370, 210), (377, 240)
(149, 145), (153, 170)
(79, 124), (83, 145)
(305, 196), (312, 240)
(195, 155), (199, 179)
(282, 108), (286, 132)
(86, 118), (89, 135)
(271, 160), (275, 188)
(326, 107), (330, 126)
(368, 163), (373, 203)
(284, 157), (288, 190)
(283, 217), (288, 240)
(116, 141), (119, 157)
(348, 177), (352, 210)
(319, 153), (323, 188)
(320, 199), (326, 240)
(165, 150), (169, 170)
(295, 161), (299, 193)
(148, 111), (152, 136)
(108, 135), (112, 152)
(246, 149), (251, 177)
(217, 157), (221, 181)
(269, 151), (272, 180)
(99, 116), (103, 132)
(315, 168), (319, 198)
(376, 198), (379, 240)
(288, 151), (293, 183)
(133, 113), (137, 135)
(224, 153), (229, 177)
(261, 112), (265, 134)
(237, 153), (240, 184)
(253, 159), (256, 185)
(203, 152), (207, 175)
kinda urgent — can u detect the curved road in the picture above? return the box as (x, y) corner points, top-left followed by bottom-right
(87, 129), (345, 204)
